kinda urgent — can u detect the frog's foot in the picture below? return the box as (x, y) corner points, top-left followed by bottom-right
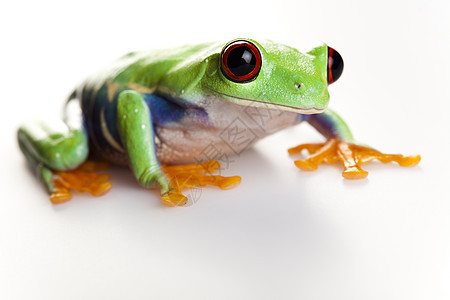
(288, 138), (421, 179)
(160, 160), (241, 207)
(50, 161), (113, 204)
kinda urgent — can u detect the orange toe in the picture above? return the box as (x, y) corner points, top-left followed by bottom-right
(289, 138), (420, 179)
(161, 160), (241, 206)
(50, 161), (112, 203)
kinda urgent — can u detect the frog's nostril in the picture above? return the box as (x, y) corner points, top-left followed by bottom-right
(295, 83), (301, 89)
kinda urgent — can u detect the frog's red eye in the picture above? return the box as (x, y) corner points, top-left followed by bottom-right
(327, 46), (344, 84)
(220, 40), (262, 83)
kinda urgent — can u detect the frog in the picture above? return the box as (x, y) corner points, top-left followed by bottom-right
(17, 38), (421, 206)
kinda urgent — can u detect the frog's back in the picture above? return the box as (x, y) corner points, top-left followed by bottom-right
(68, 42), (215, 164)
(76, 41), (216, 114)
(82, 42), (215, 89)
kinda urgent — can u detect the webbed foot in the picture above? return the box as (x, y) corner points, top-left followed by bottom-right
(160, 160), (241, 207)
(288, 138), (421, 179)
(50, 161), (112, 204)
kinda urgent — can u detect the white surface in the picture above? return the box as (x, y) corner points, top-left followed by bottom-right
(1, 0), (449, 299)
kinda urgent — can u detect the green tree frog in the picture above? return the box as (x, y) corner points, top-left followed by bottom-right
(17, 38), (420, 206)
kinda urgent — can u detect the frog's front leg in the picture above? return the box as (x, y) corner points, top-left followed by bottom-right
(289, 109), (421, 179)
(116, 90), (170, 193)
(117, 91), (240, 207)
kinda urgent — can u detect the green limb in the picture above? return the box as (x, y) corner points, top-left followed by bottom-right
(306, 108), (354, 141)
(116, 90), (169, 194)
(17, 119), (89, 193)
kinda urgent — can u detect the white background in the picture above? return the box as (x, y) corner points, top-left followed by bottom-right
(1, 0), (449, 299)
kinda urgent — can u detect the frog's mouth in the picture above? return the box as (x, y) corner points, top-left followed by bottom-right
(213, 91), (326, 114)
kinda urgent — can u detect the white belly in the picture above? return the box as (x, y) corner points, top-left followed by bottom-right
(155, 97), (303, 164)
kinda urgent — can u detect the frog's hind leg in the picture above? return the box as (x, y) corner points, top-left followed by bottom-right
(17, 100), (111, 203)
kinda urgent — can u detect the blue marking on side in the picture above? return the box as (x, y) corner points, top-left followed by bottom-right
(298, 114), (308, 122)
(306, 112), (339, 138)
(82, 85), (209, 162)
(143, 93), (186, 125)
(316, 113), (337, 134)
(84, 85), (124, 157)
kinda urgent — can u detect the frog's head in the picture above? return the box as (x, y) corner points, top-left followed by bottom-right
(199, 38), (344, 114)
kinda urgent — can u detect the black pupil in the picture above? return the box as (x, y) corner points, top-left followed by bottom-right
(227, 46), (256, 76)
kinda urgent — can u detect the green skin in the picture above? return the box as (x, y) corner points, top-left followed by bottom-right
(17, 38), (353, 196)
